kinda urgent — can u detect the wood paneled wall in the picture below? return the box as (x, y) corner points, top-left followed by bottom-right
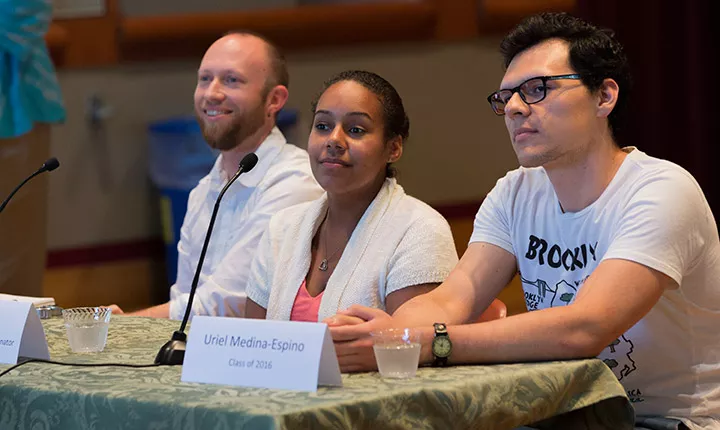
(45, 0), (575, 68)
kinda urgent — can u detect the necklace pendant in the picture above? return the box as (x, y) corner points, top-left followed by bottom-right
(319, 259), (329, 271)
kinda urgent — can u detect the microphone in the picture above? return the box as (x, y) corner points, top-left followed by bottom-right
(155, 152), (259, 365)
(0, 157), (60, 215)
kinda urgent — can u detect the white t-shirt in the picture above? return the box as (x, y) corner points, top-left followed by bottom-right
(470, 147), (720, 429)
(168, 127), (323, 320)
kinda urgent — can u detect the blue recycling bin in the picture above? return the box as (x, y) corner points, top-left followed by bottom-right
(148, 110), (298, 287)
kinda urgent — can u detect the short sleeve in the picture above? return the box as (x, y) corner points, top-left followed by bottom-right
(603, 171), (709, 286)
(469, 176), (514, 255)
(385, 212), (459, 296)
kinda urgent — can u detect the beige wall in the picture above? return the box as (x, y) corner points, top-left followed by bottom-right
(47, 39), (518, 250)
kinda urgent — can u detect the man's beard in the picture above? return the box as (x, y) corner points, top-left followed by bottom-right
(197, 102), (267, 151)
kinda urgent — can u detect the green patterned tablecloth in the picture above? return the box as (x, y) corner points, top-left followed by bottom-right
(0, 316), (634, 430)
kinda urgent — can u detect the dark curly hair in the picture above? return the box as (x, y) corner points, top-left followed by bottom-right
(500, 12), (632, 141)
(311, 70), (409, 178)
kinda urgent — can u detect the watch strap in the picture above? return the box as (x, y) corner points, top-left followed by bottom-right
(432, 322), (451, 367)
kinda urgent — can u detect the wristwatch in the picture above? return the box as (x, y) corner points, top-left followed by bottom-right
(36, 305), (63, 319)
(431, 322), (452, 367)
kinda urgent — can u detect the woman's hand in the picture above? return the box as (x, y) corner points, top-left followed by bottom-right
(329, 305), (395, 372)
(106, 304), (124, 314)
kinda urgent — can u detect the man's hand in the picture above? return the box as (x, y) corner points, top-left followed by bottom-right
(107, 304), (124, 314)
(322, 313), (365, 327)
(329, 305), (394, 372)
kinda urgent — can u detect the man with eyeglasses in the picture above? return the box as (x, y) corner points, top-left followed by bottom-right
(328, 12), (720, 429)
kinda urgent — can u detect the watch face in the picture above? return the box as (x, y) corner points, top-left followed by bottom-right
(432, 336), (452, 358)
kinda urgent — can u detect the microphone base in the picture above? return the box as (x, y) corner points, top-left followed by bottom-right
(155, 331), (187, 365)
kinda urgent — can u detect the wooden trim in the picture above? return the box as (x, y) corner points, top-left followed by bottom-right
(44, 0), (578, 69)
(46, 238), (164, 268)
(483, 0), (576, 16)
(45, 24), (69, 51)
(45, 24), (69, 69)
(433, 200), (484, 219)
(121, 2), (436, 43)
(43, 259), (160, 310)
(49, 0), (120, 67)
(479, 0), (577, 33)
(44, 197), (485, 268)
(119, 2), (438, 62)
(432, 0), (480, 41)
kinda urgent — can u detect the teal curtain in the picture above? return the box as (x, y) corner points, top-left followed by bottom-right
(0, 0), (65, 138)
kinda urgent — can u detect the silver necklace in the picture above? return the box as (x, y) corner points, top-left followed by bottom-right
(318, 211), (346, 271)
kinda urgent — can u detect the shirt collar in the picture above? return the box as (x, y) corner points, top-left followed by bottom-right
(209, 126), (287, 189)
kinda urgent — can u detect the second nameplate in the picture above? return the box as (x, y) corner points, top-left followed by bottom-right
(182, 316), (342, 392)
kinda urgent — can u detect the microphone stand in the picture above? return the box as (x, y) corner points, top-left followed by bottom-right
(0, 158), (60, 215)
(155, 153), (258, 365)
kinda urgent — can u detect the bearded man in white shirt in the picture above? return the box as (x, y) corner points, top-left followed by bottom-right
(111, 31), (322, 319)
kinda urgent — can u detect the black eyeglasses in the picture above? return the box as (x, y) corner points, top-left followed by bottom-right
(486, 74), (582, 115)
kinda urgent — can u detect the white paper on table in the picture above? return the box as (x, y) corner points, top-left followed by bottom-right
(0, 293), (55, 306)
(0, 300), (51, 365)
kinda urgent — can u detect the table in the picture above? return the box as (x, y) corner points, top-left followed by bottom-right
(0, 316), (634, 429)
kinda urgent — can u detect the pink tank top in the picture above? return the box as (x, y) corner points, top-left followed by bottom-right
(290, 280), (324, 322)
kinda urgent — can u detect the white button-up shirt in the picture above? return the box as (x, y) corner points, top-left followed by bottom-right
(168, 127), (323, 320)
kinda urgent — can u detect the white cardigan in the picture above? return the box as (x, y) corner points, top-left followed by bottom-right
(246, 178), (458, 321)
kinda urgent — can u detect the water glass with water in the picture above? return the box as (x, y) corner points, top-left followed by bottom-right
(371, 328), (421, 379)
(62, 307), (111, 353)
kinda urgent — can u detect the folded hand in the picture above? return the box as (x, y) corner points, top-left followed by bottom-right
(322, 313), (365, 327)
(106, 304), (124, 314)
(329, 305), (394, 373)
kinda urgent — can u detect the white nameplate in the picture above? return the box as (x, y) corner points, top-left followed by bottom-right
(0, 300), (51, 365)
(182, 316), (342, 392)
